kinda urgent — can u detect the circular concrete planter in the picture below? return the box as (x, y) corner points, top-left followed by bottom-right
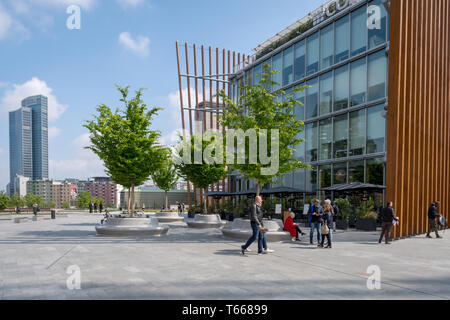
(155, 211), (184, 223)
(95, 217), (169, 237)
(186, 214), (227, 229)
(221, 218), (291, 242)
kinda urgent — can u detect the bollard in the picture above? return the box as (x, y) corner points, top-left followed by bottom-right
(51, 210), (56, 219)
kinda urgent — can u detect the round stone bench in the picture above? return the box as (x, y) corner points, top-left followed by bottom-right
(221, 218), (291, 242)
(155, 212), (184, 223)
(13, 217), (29, 223)
(186, 214), (227, 229)
(95, 217), (169, 237)
(32, 216), (51, 221)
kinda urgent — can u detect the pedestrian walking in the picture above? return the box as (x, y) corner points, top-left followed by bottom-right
(99, 202), (103, 214)
(332, 201), (339, 232)
(308, 200), (323, 245)
(426, 202), (442, 239)
(319, 203), (333, 248)
(32, 202), (39, 216)
(94, 202), (98, 213)
(379, 202), (399, 244)
(284, 211), (305, 242)
(89, 202), (93, 214)
(241, 196), (274, 255)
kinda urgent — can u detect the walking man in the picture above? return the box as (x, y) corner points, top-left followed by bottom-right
(427, 202), (442, 239)
(379, 202), (399, 244)
(241, 196), (274, 255)
(308, 200), (323, 245)
(32, 202), (39, 216)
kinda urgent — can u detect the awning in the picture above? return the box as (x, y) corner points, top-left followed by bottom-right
(321, 182), (386, 192)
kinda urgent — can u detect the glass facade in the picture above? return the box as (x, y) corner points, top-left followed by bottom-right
(230, 0), (388, 195)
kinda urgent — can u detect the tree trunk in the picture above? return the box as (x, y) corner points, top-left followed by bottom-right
(165, 191), (168, 211)
(203, 193), (208, 215)
(127, 188), (131, 214)
(256, 183), (261, 197)
(130, 179), (135, 218)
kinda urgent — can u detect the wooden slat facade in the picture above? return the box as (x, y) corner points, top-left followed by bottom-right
(387, 0), (450, 238)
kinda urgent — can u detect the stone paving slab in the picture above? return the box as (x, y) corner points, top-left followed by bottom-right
(0, 213), (449, 300)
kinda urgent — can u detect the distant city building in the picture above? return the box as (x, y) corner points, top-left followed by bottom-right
(27, 179), (71, 208)
(81, 177), (118, 207)
(172, 180), (188, 191)
(120, 187), (188, 210)
(9, 95), (48, 195)
(13, 175), (30, 197)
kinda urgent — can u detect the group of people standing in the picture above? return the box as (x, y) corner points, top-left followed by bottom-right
(89, 201), (103, 214)
(240, 196), (445, 255)
(177, 202), (186, 214)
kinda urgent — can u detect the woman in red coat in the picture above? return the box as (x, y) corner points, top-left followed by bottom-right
(284, 212), (305, 241)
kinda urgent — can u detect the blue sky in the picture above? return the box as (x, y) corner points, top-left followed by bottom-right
(0, 0), (324, 190)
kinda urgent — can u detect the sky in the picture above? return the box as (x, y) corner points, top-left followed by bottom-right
(0, 0), (325, 191)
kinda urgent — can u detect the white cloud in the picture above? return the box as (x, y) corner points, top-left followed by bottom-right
(49, 133), (105, 179)
(29, 0), (97, 10)
(117, 0), (147, 8)
(118, 32), (150, 57)
(0, 77), (68, 121)
(48, 126), (61, 139)
(0, 4), (13, 39)
(160, 128), (183, 146)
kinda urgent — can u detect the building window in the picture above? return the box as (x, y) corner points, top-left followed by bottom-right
(294, 169), (305, 190)
(368, 50), (386, 101)
(319, 71), (333, 115)
(283, 47), (294, 86)
(333, 162), (347, 185)
(320, 24), (333, 70)
(351, 5), (367, 57)
(306, 122), (318, 162)
(294, 40), (306, 81)
(306, 32), (319, 76)
(368, 0), (387, 49)
(306, 165), (317, 193)
(366, 158), (384, 185)
(319, 118), (332, 161)
(253, 63), (262, 86)
(367, 104), (386, 154)
(306, 78), (318, 119)
(319, 165), (332, 190)
(333, 113), (348, 159)
(349, 109), (366, 156)
(334, 64), (349, 111)
(335, 15), (350, 63)
(349, 160), (365, 182)
(272, 52), (282, 91)
(350, 57), (367, 106)
(294, 83), (305, 121)
(295, 129), (305, 162)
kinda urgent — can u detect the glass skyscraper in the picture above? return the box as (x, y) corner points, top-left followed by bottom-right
(230, 0), (388, 203)
(9, 95), (49, 195)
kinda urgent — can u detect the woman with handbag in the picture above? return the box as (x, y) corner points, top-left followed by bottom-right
(319, 203), (333, 248)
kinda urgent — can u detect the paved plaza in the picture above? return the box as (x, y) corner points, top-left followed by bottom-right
(0, 213), (449, 300)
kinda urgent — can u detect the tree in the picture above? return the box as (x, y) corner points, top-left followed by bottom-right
(219, 64), (309, 196)
(8, 194), (25, 208)
(62, 202), (70, 209)
(84, 86), (166, 217)
(24, 193), (43, 208)
(175, 134), (228, 215)
(0, 191), (9, 211)
(44, 201), (56, 209)
(151, 155), (179, 211)
(76, 191), (92, 209)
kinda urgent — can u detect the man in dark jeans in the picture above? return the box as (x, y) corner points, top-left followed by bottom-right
(241, 196), (274, 255)
(379, 202), (399, 244)
(309, 200), (323, 245)
(427, 202), (442, 238)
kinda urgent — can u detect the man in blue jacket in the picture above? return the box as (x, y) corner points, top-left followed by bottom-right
(308, 200), (323, 245)
(426, 202), (442, 239)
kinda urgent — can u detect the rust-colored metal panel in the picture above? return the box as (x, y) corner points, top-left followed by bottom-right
(387, 0), (450, 238)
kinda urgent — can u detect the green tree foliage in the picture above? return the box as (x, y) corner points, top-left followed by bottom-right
(175, 134), (228, 215)
(151, 155), (179, 210)
(76, 191), (92, 209)
(44, 201), (56, 209)
(335, 198), (351, 222)
(219, 64), (309, 196)
(0, 191), (10, 211)
(84, 86), (166, 217)
(8, 194), (25, 208)
(62, 202), (70, 209)
(24, 193), (43, 208)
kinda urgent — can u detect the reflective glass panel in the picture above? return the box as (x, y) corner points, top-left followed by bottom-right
(367, 104), (385, 154)
(320, 24), (333, 70)
(306, 33), (319, 76)
(335, 15), (350, 63)
(350, 57), (367, 106)
(294, 40), (306, 81)
(319, 118), (332, 161)
(334, 64), (349, 111)
(349, 109), (366, 156)
(319, 72), (333, 115)
(333, 113), (348, 159)
(351, 5), (367, 57)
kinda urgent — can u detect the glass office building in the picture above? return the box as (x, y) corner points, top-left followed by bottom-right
(230, 0), (388, 201)
(9, 95), (49, 195)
